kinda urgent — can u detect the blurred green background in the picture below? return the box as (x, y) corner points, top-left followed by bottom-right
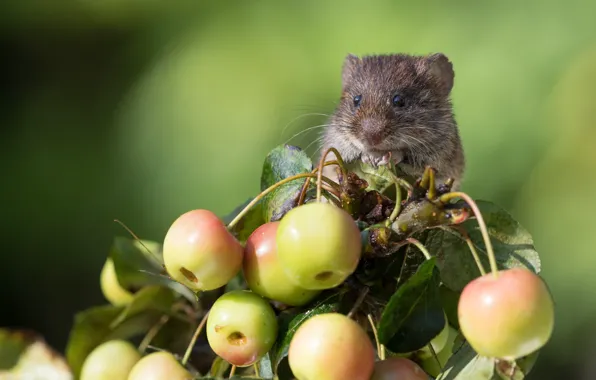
(1, 0), (595, 378)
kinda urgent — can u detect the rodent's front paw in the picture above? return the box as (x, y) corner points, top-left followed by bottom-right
(361, 152), (392, 168)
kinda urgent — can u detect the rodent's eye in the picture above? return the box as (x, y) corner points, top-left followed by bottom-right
(392, 94), (405, 107)
(353, 95), (362, 107)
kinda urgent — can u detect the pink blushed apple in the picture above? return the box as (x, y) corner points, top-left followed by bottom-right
(458, 268), (554, 360)
(288, 313), (375, 380)
(243, 222), (319, 306)
(163, 209), (243, 291)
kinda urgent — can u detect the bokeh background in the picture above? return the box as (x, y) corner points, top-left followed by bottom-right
(1, 0), (595, 378)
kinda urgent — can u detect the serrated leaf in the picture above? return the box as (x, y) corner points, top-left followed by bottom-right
(270, 291), (343, 371)
(223, 198), (266, 244)
(65, 286), (181, 377)
(377, 258), (445, 353)
(260, 144), (313, 222)
(109, 237), (198, 305)
(0, 329), (72, 379)
(425, 200), (541, 292)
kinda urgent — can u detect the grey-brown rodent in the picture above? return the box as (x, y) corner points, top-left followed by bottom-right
(321, 53), (465, 190)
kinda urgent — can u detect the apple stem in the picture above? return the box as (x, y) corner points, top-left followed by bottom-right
(428, 342), (443, 373)
(367, 314), (385, 361)
(405, 238), (432, 260)
(138, 314), (170, 354)
(449, 225), (487, 276)
(347, 287), (369, 319)
(226, 172), (340, 230)
(316, 147), (347, 202)
(182, 311), (209, 366)
(229, 365), (237, 378)
(297, 160), (341, 206)
(385, 169), (406, 225)
(428, 172), (437, 199)
(113, 219), (163, 267)
(253, 363), (260, 377)
(439, 192), (498, 277)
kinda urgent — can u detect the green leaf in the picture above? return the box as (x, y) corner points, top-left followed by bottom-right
(223, 197), (266, 244)
(439, 285), (461, 330)
(425, 200), (541, 292)
(209, 356), (230, 377)
(110, 286), (178, 328)
(377, 258), (445, 353)
(150, 317), (195, 358)
(0, 329), (32, 370)
(109, 236), (198, 305)
(65, 285), (181, 377)
(257, 353), (274, 379)
(260, 144), (313, 222)
(437, 340), (496, 380)
(437, 339), (537, 380)
(345, 160), (415, 194)
(345, 161), (394, 194)
(0, 329), (72, 379)
(270, 291), (343, 372)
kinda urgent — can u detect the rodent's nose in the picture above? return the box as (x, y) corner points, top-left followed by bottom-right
(361, 119), (385, 147)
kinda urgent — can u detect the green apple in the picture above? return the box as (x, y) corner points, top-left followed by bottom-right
(100, 259), (134, 306)
(206, 290), (278, 367)
(458, 268), (555, 360)
(243, 221), (320, 306)
(127, 351), (191, 380)
(371, 357), (428, 380)
(276, 202), (362, 290)
(163, 209), (243, 291)
(288, 313), (375, 380)
(80, 340), (140, 380)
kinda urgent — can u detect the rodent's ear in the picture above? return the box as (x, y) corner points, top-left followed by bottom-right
(423, 53), (455, 95)
(341, 54), (361, 86)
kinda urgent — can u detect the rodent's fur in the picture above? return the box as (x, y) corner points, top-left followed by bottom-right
(321, 53), (465, 189)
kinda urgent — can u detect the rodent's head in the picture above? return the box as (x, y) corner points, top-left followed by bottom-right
(328, 53), (457, 161)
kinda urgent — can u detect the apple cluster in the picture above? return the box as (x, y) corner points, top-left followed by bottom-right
(85, 146), (555, 380)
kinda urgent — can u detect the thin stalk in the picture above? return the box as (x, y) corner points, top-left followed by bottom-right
(347, 287), (369, 319)
(387, 177), (403, 225)
(316, 147), (348, 202)
(367, 314), (384, 360)
(457, 226), (487, 276)
(182, 311), (209, 366)
(427, 167), (437, 199)
(297, 160), (340, 205)
(405, 238), (432, 260)
(113, 219), (162, 266)
(440, 192), (498, 277)
(253, 363), (260, 377)
(139, 315), (170, 354)
(227, 172), (339, 229)
(229, 365), (236, 378)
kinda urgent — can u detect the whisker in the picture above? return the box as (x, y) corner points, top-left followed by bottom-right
(280, 113), (330, 138)
(283, 124), (329, 145)
(305, 136), (325, 156)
